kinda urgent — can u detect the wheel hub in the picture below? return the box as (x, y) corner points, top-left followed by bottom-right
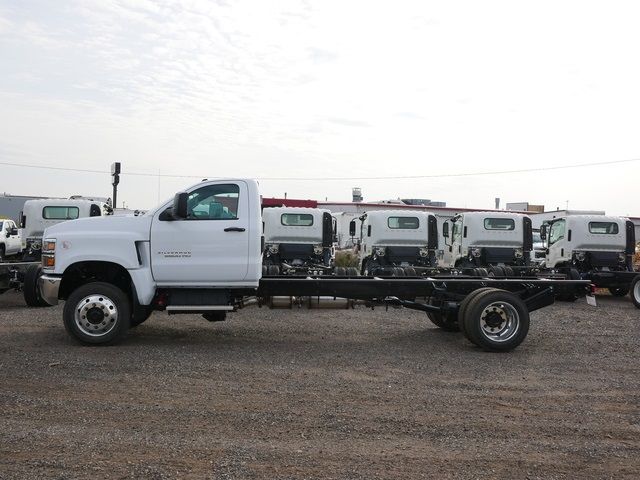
(479, 301), (520, 342)
(75, 294), (118, 337)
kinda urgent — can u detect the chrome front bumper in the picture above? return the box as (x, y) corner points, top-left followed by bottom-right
(39, 274), (61, 306)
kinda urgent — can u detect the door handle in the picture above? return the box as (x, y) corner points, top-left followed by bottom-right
(224, 227), (246, 232)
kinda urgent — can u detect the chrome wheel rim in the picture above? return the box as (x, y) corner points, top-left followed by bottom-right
(74, 294), (118, 337)
(479, 301), (519, 342)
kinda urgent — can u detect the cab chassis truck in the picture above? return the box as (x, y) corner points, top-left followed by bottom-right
(37, 179), (591, 352)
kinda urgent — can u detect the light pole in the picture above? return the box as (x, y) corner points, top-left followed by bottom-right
(111, 162), (121, 209)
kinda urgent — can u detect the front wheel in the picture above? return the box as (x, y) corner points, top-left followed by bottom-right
(63, 282), (131, 345)
(462, 289), (530, 352)
(631, 275), (640, 309)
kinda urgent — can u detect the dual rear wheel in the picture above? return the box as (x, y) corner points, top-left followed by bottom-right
(429, 288), (530, 352)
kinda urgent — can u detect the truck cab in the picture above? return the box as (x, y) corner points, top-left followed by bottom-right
(442, 212), (533, 269)
(262, 207), (334, 275)
(542, 215), (635, 272)
(357, 210), (438, 275)
(0, 219), (22, 260)
(20, 198), (108, 260)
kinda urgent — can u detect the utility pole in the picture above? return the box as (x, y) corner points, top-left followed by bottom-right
(111, 162), (121, 209)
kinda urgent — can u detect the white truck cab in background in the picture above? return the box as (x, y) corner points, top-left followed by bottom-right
(542, 215), (635, 272)
(357, 210), (438, 275)
(0, 219), (22, 260)
(442, 212), (533, 270)
(262, 207), (335, 275)
(332, 211), (361, 249)
(21, 198), (109, 260)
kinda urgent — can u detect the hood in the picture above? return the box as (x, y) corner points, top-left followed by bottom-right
(44, 214), (152, 241)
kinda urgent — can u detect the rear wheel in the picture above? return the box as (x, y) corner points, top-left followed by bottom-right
(23, 264), (48, 307)
(404, 267), (417, 277)
(267, 265), (280, 276)
(630, 275), (640, 309)
(334, 266), (346, 276)
(557, 268), (581, 302)
(462, 289), (530, 352)
(347, 267), (360, 276)
(63, 282), (131, 345)
(608, 286), (630, 297)
(457, 287), (495, 342)
(0, 246), (4, 261)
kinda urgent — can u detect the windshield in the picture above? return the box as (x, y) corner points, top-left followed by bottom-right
(548, 220), (565, 245)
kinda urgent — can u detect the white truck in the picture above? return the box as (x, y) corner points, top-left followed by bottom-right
(355, 210), (439, 276)
(37, 178), (590, 351)
(441, 212), (533, 276)
(0, 219), (22, 260)
(20, 198), (109, 261)
(262, 207), (338, 275)
(541, 215), (638, 298)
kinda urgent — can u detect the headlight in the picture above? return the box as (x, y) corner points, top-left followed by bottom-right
(514, 248), (523, 258)
(43, 239), (56, 253)
(42, 238), (56, 269)
(419, 247), (429, 257)
(313, 245), (323, 255)
(575, 251), (586, 261)
(470, 247), (482, 258)
(374, 246), (386, 257)
(618, 252), (626, 263)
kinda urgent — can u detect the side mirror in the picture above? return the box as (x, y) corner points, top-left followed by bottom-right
(5, 231), (10, 238)
(173, 192), (189, 219)
(10, 228), (18, 236)
(540, 225), (547, 240)
(442, 221), (449, 238)
(349, 220), (356, 237)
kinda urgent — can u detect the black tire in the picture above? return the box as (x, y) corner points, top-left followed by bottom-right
(262, 265), (268, 277)
(457, 287), (496, 342)
(393, 267), (405, 277)
(0, 245), (5, 261)
(427, 311), (459, 332)
(488, 266), (505, 277)
(334, 266), (346, 276)
(556, 268), (581, 302)
(63, 282), (131, 345)
(130, 304), (153, 328)
(347, 267), (360, 276)
(267, 265), (280, 276)
(631, 275), (640, 309)
(462, 289), (530, 352)
(608, 286), (630, 297)
(503, 266), (514, 277)
(23, 264), (48, 307)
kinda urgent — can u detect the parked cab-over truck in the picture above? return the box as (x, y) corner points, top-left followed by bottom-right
(541, 215), (638, 298)
(442, 212), (533, 275)
(37, 178), (590, 351)
(356, 210), (438, 276)
(262, 207), (337, 275)
(20, 198), (109, 261)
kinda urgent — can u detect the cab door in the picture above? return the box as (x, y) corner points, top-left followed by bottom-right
(546, 219), (567, 268)
(4, 221), (21, 255)
(150, 181), (250, 285)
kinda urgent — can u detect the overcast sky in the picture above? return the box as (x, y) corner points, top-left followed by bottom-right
(1, 0), (639, 214)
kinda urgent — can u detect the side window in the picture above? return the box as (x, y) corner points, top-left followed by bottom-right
(187, 184), (239, 220)
(281, 213), (313, 226)
(549, 220), (565, 245)
(388, 216), (420, 229)
(588, 222), (619, 234)
(484, 218), (515, 230)
(43, 206), (80, 220)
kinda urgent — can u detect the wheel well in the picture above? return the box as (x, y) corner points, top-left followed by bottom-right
(60, 261), (133, 301)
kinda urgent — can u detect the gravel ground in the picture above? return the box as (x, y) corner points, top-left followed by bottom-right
(0, 291), (639, 479)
